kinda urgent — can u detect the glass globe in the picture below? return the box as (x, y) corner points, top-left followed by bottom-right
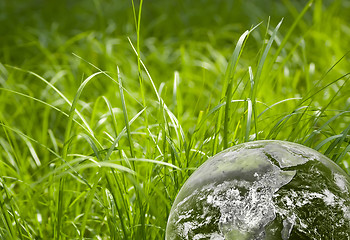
(166, 140), (350, 239)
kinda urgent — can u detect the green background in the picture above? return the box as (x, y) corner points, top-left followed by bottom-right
(0, 0), (350, 239)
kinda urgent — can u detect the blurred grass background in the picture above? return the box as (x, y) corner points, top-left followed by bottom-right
(1, 0), (350, 239)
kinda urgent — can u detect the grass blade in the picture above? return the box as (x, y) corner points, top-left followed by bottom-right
(245, 98), (253, 142)
(222, 29), (250, 149)
(117, 67), (135, 159)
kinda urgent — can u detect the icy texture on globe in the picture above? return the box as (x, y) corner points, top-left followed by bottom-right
(166, 140), (350, 239)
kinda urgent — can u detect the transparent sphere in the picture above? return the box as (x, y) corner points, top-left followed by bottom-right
(166, 140), (350, 240)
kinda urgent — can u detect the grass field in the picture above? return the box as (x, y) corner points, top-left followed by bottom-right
(1, 0), (350, 239)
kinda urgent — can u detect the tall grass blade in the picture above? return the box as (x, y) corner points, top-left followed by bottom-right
(62, 71), (103, 158)
(245, 98), (253, 142)
(251, 19), (283, 140)
(117, 67), (135, 159)
(222, 29), (250, 149)
(102, 96), (119, 137)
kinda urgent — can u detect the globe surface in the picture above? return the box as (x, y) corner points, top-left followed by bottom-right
(166, 140), (350, 240)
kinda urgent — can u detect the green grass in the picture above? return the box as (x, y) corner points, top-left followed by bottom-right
(0, 0), (350, 239)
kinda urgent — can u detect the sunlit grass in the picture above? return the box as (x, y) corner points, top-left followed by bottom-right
(0, 0), (350, 239)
